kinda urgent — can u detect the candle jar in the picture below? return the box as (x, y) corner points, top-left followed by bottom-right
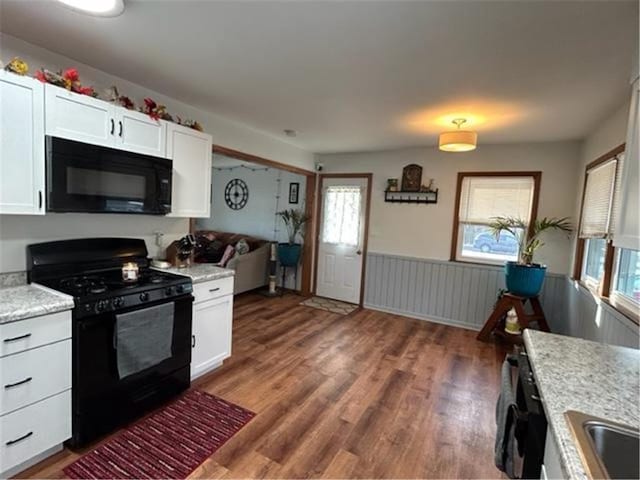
(122, 262), (139, 282)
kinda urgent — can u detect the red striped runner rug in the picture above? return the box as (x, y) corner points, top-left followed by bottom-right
(64, 390), (255, 479)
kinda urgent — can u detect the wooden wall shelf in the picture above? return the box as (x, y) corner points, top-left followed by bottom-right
(384, 189), (438, 204)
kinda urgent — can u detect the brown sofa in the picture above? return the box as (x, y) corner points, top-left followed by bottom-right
(194, 230), (270, 294)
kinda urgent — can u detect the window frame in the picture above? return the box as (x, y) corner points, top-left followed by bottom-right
(450, 171), (542, 266)
(573, 143), (639, 324)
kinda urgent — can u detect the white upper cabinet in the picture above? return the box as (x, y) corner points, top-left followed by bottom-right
(45, 84), (166, 157)
(166, 122), (212, 218)
(0, 72), (45, 215)
(45, 84), (114, 148)
(614, 78), (639, 250)
(114, 109), (166, 158)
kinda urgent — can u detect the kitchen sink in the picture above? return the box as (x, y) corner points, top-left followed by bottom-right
(565, 410), (640, 479)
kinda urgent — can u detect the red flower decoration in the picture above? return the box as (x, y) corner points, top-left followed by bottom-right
(76, 86), (95, 96)
(35, 69), (47, 83)
(63, 68), (79, 82)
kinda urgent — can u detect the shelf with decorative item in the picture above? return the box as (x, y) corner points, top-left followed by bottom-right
(384, 189), (438, 204)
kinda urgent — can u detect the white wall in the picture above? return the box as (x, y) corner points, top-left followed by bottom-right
(196, 157), (306, 244)
(0, 34), (314, 273)
(318, 141), (581, 275)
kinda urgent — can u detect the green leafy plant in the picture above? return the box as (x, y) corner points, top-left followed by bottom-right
(277, 208), (310, 244)
(489, 216), (573, 265)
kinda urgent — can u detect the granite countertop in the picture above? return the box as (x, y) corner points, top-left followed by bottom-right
(155, 264), (235, 284)
(0, 284), (74, 324)
(524, 329), (640, 480)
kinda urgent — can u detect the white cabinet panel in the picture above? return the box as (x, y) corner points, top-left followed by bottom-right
(0, 72), (45, 215)
(0, 310), (71, 358)
(191, 294), (233, 380)
(614, 78), (639, 250)
(0, 390), (71, 475)
(115, 109), (166, 158)
(192, 277), (234, 304)
(166, 123), (212, 218)
(45, 84), (114, 148)
(0, 340), (71, 416)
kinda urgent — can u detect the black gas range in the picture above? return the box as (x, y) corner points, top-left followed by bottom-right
(27, 238), (193, 448)
(40, 268), (191, 319)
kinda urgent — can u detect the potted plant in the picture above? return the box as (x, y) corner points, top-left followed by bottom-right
(489, 216), (572, 297)
(276, 208), (310, 267)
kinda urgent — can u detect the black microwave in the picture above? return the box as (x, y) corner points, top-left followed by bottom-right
(46, 136), (172, 215)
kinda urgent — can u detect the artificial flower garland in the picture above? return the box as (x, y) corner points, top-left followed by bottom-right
(2, 56), (204, 131)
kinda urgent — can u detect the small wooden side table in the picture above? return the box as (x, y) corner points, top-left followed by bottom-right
(477, 293), (550, 343)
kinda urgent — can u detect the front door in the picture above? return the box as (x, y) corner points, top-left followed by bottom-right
(316, 177), (367, 304)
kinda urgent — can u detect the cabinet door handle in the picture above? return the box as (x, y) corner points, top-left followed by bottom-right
(209, 287), (220, 293)
(192, 335), (196, 348)
(4, 377), (32, 389)
(110, 118), (115, 135)
(38, 190), (43, 210)
(3, 333), (31, 343)
(6, 431), (33, 446)
(118, 121), (123, 137)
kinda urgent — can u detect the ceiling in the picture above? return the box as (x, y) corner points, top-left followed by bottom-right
(1, 1), (637, 153)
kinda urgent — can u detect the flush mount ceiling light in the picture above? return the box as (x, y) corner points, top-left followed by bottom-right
(57, 0), (124, 17)
(438, 118), (478, 152)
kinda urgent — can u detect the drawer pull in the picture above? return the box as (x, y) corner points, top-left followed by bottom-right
(4, 377), (32, 389)
(192, 335), (196, 348)
(209, 287), (221, 293)
(6, 431), (33, 446)
(3, 333), (31, 343)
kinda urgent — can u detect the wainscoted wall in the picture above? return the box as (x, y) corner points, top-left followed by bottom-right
(363, 252), (638, 349)
(364, 252), (565, 330)
(560, 279), (639, 349)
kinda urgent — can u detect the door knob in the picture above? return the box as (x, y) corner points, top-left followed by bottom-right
(356, 250), (362, 255)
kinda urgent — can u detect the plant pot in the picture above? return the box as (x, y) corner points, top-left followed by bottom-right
(277, 243), (302, 267)
(504, 261), (547, 297)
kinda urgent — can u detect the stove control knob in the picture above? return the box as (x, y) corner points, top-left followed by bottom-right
(113, 297), (124, 308)
(165, 286), (174, 296)
(96, 300), (108, 312)
(139, 292), (149, 302)
(175, 284), (184, 294)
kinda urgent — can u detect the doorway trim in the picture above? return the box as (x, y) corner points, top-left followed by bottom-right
(190, 144), (317, 296)
(313, 173), (372, 307)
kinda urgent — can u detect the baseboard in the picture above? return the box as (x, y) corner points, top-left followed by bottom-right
(363, 303), (480, 331)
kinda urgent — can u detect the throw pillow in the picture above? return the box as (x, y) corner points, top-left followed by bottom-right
(218, 244), (236, 267)
(236, 238), (250, 255)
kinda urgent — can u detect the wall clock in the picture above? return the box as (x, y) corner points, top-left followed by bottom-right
(224, 179), (249, 210)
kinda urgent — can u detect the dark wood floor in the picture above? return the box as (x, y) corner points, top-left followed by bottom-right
(19, 293), (508, 479)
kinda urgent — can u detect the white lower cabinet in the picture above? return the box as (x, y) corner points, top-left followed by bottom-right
(541, 430), (564, 479)
(0, 311), (72, 477)
(191, 278), (233, 380)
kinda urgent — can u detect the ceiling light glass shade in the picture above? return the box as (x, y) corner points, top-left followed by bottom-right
(438, 130), (478, 152)
(58, 0), (124, 16)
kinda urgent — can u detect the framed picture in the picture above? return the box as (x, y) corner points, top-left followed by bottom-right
(401, 164), (423, 192)
(289, 182), (300, 204)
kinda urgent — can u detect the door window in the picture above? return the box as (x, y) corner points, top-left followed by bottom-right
(321, 186), (362, 246)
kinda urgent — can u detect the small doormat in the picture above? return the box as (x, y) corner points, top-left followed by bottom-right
(301, 296), (358, 315)
(63, 390), (255, 480)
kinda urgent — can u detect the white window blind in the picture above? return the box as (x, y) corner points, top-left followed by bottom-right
(321, 186), (362, 246)
(609, 153), (624, 236)
(579, 159), (617, 238)
(458, 176), (535, 225)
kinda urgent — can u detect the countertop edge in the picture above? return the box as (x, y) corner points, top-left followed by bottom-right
(523, 330), (575, 479)
(0, 284), (74, 324)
